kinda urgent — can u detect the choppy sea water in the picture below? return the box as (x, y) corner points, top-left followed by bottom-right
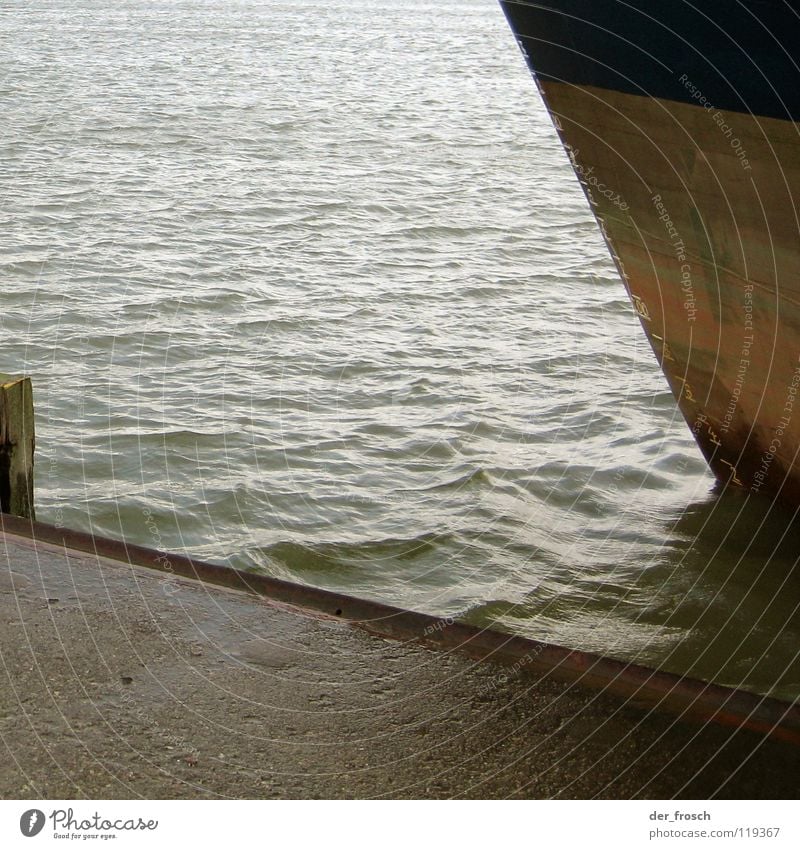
(2, 0), (799, 700)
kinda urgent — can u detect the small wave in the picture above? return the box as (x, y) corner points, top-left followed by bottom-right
(256, 531), (455, 574)
(410, 467), (491, 493)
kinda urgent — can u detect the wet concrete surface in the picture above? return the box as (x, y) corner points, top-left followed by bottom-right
(1, 529), (798, 799)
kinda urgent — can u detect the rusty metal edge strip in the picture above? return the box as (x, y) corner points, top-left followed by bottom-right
(2, 512), (799, 744)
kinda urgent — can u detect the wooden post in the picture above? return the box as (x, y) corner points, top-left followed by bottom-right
(0, 374), (35, 520)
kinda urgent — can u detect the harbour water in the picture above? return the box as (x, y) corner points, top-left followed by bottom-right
(2, 0), (799, 700)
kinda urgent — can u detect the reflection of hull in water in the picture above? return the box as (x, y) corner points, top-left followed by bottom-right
(500, 0), (800, 506)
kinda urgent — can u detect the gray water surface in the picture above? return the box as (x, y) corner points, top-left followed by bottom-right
(3, 0), (799, 700)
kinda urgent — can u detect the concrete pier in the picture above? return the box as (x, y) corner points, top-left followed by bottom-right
(1, 519), (798, 799)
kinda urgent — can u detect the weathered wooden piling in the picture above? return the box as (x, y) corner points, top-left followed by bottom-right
(0, 374), (35, 520)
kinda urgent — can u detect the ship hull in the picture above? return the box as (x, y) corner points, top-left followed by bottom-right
(500, 0), (800, 504)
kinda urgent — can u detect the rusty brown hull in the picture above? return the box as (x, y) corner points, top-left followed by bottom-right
(540, 83), (800, 502)
(499, 1), (800, 505)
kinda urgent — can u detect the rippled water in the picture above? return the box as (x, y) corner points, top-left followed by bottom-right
(3, 0), (799, 700)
